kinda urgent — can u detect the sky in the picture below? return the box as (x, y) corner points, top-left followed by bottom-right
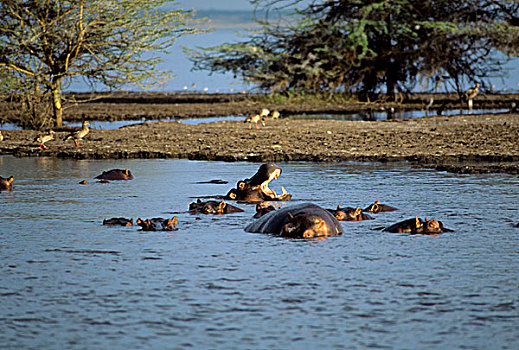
(175, 0), (255, 11)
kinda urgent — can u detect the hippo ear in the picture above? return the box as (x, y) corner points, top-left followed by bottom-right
(425, 217), (428, 222)
(337, 204), (342, 210)
(219, 201), (226, 210)
(238, 181), (246, 190)
(256, 204), (262, 211)
(197, 199), (201, 203)
(354, 207), (361, 216)
(415, 216), (422, 228)
(125, 168), (129, 175)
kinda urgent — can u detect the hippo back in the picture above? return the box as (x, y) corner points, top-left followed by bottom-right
(245, 203), (343, 237)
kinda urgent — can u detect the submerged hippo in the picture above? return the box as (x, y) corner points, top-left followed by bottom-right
(383, 216), (452, 234)
(253, 203), (277, 218)
(245, 203), (343, 238)
(95, 168), (134, 181)
(137, 217), (178, 231)
(189, 199), (244, 215)
(103, 217), (134, 226)
(0, 176), (14, 191)
(363, 200), (398, 213)
(328, 205), (374, 221)
(225, 163), (292, 202)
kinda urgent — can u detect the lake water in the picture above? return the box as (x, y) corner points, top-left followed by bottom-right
(1, 156), (518, 349)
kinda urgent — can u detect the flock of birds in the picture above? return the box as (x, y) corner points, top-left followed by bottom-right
(244, 108), (281, 129)
(0, 120), (91, 151)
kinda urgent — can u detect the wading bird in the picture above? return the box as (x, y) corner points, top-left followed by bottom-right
(64, 121), (90, 147)
(34, 130), (55, 150)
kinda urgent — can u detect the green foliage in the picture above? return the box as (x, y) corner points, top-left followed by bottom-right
(188, 0), (519, 100)
(0, 0), (205, 128)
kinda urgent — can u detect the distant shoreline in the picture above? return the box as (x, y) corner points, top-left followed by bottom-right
(1, 93), (517, 175)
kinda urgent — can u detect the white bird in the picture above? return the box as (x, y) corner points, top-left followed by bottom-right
(0, 130), (3, 142)
(34, 130), (55, 150)
(270, 110), (280, 119)
(260, 108), (270, 118)
(244, 114), (265, 129)
(464, 82), (480, 112)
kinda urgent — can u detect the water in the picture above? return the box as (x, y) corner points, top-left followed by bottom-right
(1, 156), (518, 349)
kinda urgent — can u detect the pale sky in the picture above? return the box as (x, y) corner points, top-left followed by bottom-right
(175, 0), (255, 11)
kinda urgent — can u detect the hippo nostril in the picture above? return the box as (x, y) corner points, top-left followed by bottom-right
(302, 229), (315, 238)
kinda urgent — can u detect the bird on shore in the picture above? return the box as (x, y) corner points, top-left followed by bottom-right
(424, 97), (434, 117)
(34, 130), (55, 150)
(244, 114), (265, 129)
(260, 108), (270, 119)
(0, 130), (3, 142)
(464, 82), (480, 101)
(464, 82), (480, 112)
(270, 110), (280, 119)
(64, 121), (90, 147)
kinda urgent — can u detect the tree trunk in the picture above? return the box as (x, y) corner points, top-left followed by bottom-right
(51, 80), (63, 128)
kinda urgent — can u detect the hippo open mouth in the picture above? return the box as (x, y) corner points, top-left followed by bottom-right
(225, 163), (292, 201)
(259, 167), (288, 200)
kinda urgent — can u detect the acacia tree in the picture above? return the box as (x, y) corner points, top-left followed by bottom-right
(0, 0), (203, 128)
(187, 0), (519, 100)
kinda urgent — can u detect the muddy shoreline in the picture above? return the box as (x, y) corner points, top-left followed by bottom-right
(1, 92), (518, 175)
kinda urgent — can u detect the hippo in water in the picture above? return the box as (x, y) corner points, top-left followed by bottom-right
(103, 217), (134, 226)
(363, 200), (398, 213)
(189, 199), (244, 215)
(137, 217), (178, 231)
(95, 169), (134, 181)
(0, 176), (14, 191)
(253, 203), (277, 218)
(245, 203), (343, 238)
(328, 205), (374, 221)
(225, 163), (292, 202)
(383, 216), (452, 234)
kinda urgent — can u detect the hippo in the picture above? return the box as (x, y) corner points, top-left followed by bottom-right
(137, 216), (178, 231)
(328, 205), (374, 221)
(189, 199), (244, 215)
(363, 200), (398, 213)
(0, 176), (14, 191)
(103, 217), (134, 226)
(95, 168), (134, 181)
(225, 163), (292, 202)
(253, 203), (277, 218)
(383, 216), (452, 234)
(245, 203), (343, 238)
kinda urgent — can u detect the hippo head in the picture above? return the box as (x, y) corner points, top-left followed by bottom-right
(423, 217), (443, 234)
(226, 163), (291, 201)
(0, 176), (14, 190)
(202, 201), (227, 214)
(363, 200), (398, 213)
(281, 212), (334, 238)
(334, 206), (362, 221)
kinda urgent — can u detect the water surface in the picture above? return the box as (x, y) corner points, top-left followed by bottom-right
(1, 157), (518, 349)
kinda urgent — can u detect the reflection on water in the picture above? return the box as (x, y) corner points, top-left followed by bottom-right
(1, 157), (518, 349)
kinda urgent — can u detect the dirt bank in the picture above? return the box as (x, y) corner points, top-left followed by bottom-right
(1, 108), (518, 174)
